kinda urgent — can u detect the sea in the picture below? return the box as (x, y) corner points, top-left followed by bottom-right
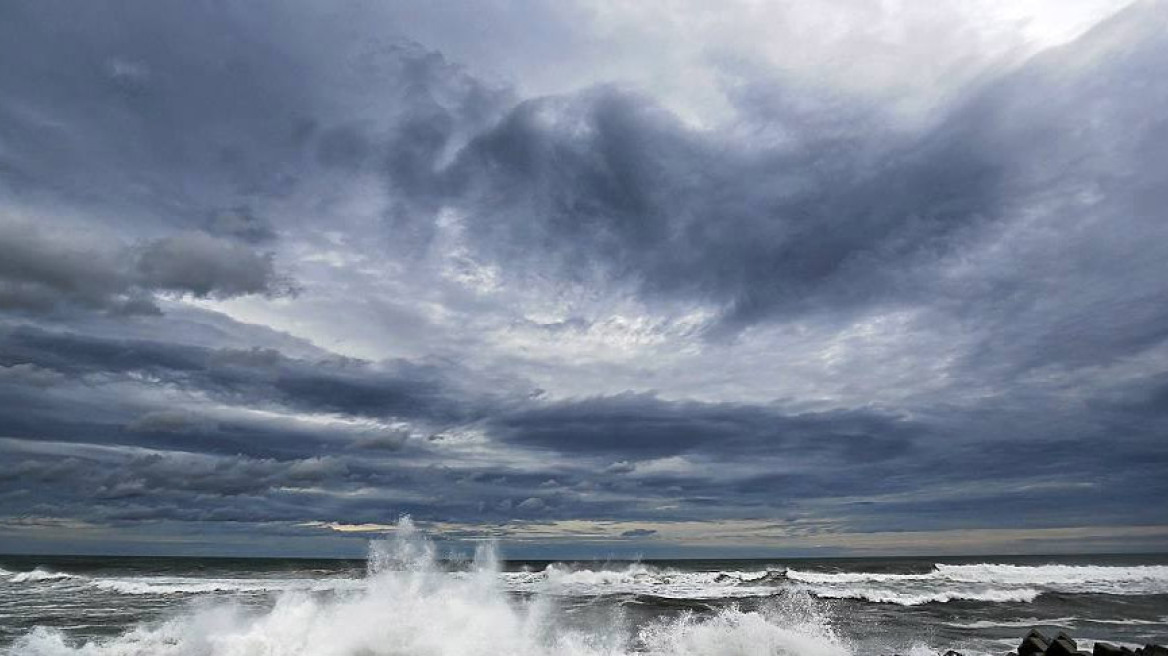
(1, 528), (1166, 656)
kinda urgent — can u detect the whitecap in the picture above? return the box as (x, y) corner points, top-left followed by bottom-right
(9, 568), (78, 583)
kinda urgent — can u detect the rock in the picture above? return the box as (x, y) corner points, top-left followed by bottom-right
(1094, 643), (1125, 656)
(943, 651), (964, 656)
(1047, 633), (1079, 656)
(1020, 630), (1053, 656)
(1138, 646), (1168, 656)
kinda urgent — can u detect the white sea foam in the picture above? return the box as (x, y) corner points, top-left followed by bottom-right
(5, 519), (851, 656)
(503, 564), (781, 600)
(88, 576), (364, 596)
(808, 586), (1043, 605)
(944, 616), (1168, 629)
(942, 618), (1078, 629)
(934, 564), (1168, 591)
(8, 568), (78, 583)
(785, 563), (1168, 605)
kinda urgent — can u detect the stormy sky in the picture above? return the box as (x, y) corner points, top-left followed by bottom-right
(1, 0), (1166, 558)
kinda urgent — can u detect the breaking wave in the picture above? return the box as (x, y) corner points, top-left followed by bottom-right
(784, 563), (1168, 605)
(503, 563), (785, 599)
(88, 576), (365, 596)
(5, 558), (1167, 608)
(5, 519), (850, 656)
(7, 568), (78, 583)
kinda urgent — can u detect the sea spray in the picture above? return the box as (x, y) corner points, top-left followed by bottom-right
(5, 518), (850, 656)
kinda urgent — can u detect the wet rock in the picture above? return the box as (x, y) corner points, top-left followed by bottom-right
(1094, 643), (1126, 656)
(1020, 630), (1053, 656)
(1046, 633), (1079, 656)
(1008, 629), (1164, 656)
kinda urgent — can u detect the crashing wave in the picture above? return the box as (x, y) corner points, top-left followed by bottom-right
(5, 518), (851, 656)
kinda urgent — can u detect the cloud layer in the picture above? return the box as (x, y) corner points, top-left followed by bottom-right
(1, 0), (1166, 557)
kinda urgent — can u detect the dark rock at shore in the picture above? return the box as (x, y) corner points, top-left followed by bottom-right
(885, 629), (1165, 656)
(1021, 630), (1053, 656)
(1006, 629), (1166, 656)
(1046, 632), (1079, 656)
(1094, 642), (1127, 656)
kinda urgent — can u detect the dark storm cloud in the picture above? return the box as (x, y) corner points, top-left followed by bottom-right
(436, 88), (1002, 329)
(135, 232), (297, 299)
(0, 0), (508, 237)
(351, 1), (1168, 353)
(0, 325), (500, 426)
(488, 392), (916, 460)
(620, 528), (657, 538)
(0, 221), (295, 315)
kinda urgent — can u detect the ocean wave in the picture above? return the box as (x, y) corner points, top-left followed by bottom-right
(783, 562), (1168, 605)
(87, 576), (364, 595)
(787, 563), (1168, 593)
(941, 618), (1078, 629)
(945, 616), (1168, 629)
(4, 519), (850, 656)
(808, 586), (1042, 606)
(934, 564), (1168, 591)
(502, 564), (784, 600)
(8, 568), (79, 583)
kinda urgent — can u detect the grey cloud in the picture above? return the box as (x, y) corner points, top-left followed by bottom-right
(0, 363), (65, 388)
(488, 392), (917, 460)
(0, 219), (154, 315)
(0, 448), (351, 505)
(0, 325), (513, 427)
(126, 410), (220, 436)
(0, 219), (296, 314)
(136, 232), (297, 300)
(204, 206), (277, 244)
(438, 87), (1002, 330)
(620, 528), (657, 538)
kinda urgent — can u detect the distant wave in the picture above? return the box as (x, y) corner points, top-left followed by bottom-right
(943, 616), (1168, 630)
(503, 563), (786, 600)
(781, 563), (1168, 606)
(6, 559), (1167, 609)
(811, 587), (1044, 605)
(941, 618), (1079, 630)
(88, 576), (364, 595)
(7, 567), (78, 583)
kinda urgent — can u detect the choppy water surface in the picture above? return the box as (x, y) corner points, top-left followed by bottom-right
(2, 528), (1166, 655)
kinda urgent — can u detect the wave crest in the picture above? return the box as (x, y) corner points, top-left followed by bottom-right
(8, 568), (78, 583)
(784, 562), (1168, 606)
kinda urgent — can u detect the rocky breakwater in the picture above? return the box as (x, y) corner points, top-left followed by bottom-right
(935, 629), (1168, 656)
(1008, 629), (1167, 656)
